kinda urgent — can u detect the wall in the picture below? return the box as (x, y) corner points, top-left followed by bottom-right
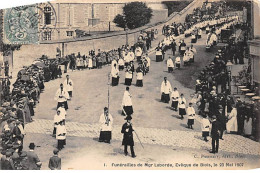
(150, 9), (168, 24)
(93, 3), (124, 22)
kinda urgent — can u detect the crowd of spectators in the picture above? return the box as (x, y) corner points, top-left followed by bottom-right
(0, 26), (156, 170)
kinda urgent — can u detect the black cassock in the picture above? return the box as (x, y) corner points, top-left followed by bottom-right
(121, 123), (134, 146)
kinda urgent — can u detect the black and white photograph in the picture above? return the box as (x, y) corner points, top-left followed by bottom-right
(0, 0), (260, 170)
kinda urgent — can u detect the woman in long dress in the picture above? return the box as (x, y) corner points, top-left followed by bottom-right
(88, 57), (93, 70)
(226, 105), (238, 133)
(243, 115), (252, 137)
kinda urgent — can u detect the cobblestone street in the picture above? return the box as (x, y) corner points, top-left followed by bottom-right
(25, 118), (260, 156)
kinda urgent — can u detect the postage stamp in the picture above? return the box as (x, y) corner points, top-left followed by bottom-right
(3, 5), (39, 44)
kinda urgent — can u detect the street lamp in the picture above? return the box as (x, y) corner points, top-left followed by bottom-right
(125, 27), (129, 46)
(226, 60), (233, 93)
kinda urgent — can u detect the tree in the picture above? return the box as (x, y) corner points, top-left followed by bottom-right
(113, 14), (126, 29)
(113, 2), (153, 30)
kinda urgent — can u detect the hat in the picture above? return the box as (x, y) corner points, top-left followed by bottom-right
(6, 152), (12, 157)
(124, 115), (132, 120)
(5, 132), (12, 137)
(29, 143), (35, 149)
(20, 151), (27, 157)
(13, 143), (20, 149)
(1, 150), (6, 155)
(7, 148), (14, 153)
(12, 152), (19, 160)
(53, 148), (59, 154)
(7, 143), (13, 148)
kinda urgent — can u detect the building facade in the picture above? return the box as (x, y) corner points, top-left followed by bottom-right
(248, 0), (260, 91)
(37, 2), (124, 41)
(35, 1), (168, 42)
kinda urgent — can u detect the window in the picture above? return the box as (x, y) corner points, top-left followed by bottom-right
(44, 7), (52, 25)
(67, 31), (74, 37)
(43, 31), (51, 40)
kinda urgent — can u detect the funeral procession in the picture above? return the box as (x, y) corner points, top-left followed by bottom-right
(0, 0), (260, 170)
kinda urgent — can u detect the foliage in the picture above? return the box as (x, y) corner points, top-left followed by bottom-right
(237, 66), (251, 85)
(113, 2), (153, 30)
(113, 14), (126, 29)
(2, 44), (21, 56)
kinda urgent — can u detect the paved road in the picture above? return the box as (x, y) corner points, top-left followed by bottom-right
(25, 119), (260, 156)
(32, 31), (214, 131)
(22, 29), (260, 169)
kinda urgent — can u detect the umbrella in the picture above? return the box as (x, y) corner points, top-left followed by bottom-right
(33, 61), (45, 67)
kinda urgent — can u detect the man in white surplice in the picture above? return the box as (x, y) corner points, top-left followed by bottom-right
(161, 77), (172, 103)
(122, 87), (133, 116)
(63, 75), (74, 99)
(99, 107), (113, 143)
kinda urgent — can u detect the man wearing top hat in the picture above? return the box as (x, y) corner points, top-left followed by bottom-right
(121, 115), (136, 158)
(216, 105), (226, 140)
(26, 143), (41, 170)
(210, 115), (221, 154)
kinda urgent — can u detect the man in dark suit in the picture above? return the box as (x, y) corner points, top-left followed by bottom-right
(1, 151), (14, 170)
(121, 116), (136, 158)
(19, 151), (29, 170)
(48, 149), (61, 170)
(210, 115), (221, 154)
(26, 143), (41, 170)
(216, 106), (226, 140)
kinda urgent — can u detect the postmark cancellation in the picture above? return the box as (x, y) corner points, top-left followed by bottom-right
(3, 5), (39, 44)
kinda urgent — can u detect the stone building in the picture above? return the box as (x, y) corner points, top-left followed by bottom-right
(248, 0), (260, 91)
(37, 1), (125, 41)
(37, 0), (168, 41)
